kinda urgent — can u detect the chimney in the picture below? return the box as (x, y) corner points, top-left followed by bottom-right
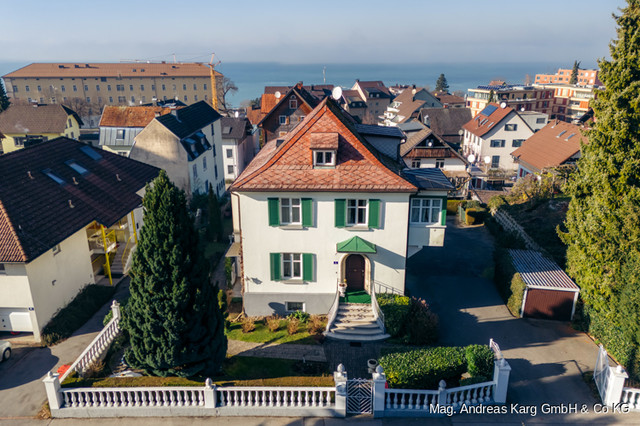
(296, 81), (303, 90)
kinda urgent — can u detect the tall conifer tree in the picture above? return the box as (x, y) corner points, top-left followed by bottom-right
(435, 74), (449, 92)
(0, 80), (10, 112)
(562, 0), (640, 372)
(569, 60), (581, 84)
(124, 171), (227, 377)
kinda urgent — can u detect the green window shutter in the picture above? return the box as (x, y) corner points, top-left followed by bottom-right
(268, 198), (280, 226)
(335, 199), (346, 228)
(368, 199), (381, 228)
(440, 197), (447, 226)
(303, 253), (313, 281)
(302, 198), (313, 227)
(270, 253), (281, 281)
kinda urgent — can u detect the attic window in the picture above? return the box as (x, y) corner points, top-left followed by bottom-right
(314, 151), (335, 167)
(66, 160), (89, 175)
(43, 169), (65, 185)
(80, 145), (102, 160)
(289, 98), (298, 109)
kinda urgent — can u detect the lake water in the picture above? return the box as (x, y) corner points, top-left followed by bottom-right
(1, 61), (565, 108)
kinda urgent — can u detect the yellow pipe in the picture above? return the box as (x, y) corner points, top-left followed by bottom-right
(101, 224), (113, 286)
(131, 211), (138, 244)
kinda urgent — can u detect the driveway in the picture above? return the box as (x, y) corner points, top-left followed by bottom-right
(0, 278), (129, 420)
(406, 218), (640, 424)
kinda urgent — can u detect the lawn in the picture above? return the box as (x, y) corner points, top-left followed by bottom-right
(225, 320), (321, 345)
(61, 356), (333, 388)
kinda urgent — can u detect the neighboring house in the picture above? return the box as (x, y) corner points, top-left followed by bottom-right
(511, 120), (585, 179)
(540, 83), (601, 123)
(351, 80), (393, 123)
(399, 120), (469, 197)
(535, 68), (601, 86)
(0, 137), (159, 341)
(466, 84), (554, 117)
(229, 98), (452, 326)
(258, 83), (320, 144)
(353, 123), (406, 161)
(0, 104), (82, 153)
(417, 107), (473, 147)
(340, 90), (368, 123)
(382, 87), (442, 127)
(462, 103), (545, 174)
(130, 101), (225, 198)
(433, 91), (466, 108)
(98, 105), (178, 156)
(220, 117), (257, 187)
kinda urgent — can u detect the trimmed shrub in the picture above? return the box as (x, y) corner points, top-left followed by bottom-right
(460, 375), (490, 386)
(465, 207), (488, 225)
(241, 317), (256, 333)
(377, 294), (411, 337)
(308, 315), (325, 335)
(407, 297), (438, 345)
(507, 274), (526, 317)
(446, 200), (463, 215)
(379, 346), (467, 389)
(465, 345), (495, 378)
(287, 318), (300, 335)
(42, 285), (116, 346)
(266, 315), (281, 332)
(462, 200), (481, 209)
(493, 247), (527, 317)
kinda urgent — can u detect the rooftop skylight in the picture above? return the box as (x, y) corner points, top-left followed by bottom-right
(43, 169), (65, 185)
(80, 145), (102, 160)
(66, 160), (89, 175)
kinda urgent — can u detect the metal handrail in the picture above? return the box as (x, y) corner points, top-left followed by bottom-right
(370, 281), (385, 334)
(325, 280), (341, 333)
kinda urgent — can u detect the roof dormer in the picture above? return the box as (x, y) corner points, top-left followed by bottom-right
(309, 132), (338, 168)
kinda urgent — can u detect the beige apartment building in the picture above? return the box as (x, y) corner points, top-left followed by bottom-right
(3, 62), (223, 126)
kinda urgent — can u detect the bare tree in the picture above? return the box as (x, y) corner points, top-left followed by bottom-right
(219, 77), (238, 115)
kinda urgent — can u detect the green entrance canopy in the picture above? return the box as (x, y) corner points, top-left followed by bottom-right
(336, 236), (377, 253)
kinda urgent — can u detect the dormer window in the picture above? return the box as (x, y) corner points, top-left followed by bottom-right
(289, 98), (298, 109)
(314, 150), (335, 166)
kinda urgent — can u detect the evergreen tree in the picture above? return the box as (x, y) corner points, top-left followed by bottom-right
(562, 0), (640, 373)
(488, 90), (496, 104)
(0, 80), (10, 112)
(435, 73), (449, 93)
(124, 171), (227, 377)
(207, 184), (223, 242)
(569, 60), (581, 84)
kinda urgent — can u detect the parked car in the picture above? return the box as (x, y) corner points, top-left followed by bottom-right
(0, 340), (11, 362)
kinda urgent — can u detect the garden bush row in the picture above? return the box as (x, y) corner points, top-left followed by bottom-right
(379, 344), (495, 389)
(377, 294), (438, 345)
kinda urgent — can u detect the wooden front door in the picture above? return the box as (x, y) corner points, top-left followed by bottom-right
(345, 254), (365, 291)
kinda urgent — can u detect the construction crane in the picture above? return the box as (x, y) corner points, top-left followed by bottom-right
(209, 53), (221, 111)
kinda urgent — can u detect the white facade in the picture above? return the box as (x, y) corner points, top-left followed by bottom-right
(221, 132), (258, 187)
(462, 112), (536, 171)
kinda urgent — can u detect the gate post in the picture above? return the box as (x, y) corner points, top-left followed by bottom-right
(334, 364), (347, 418)
(437, 380), (448, 406)
(604, 365), (628, 407)
(493, 358), (512, 404)
(43, 371), (63, 411)
(204, 378), (216, 408)
(372, 365), (386, 418)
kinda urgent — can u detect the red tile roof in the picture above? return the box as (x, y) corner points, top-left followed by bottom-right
(232, 99), (416, 193)
(309, 133), (339, 149)
(511, 121), (585, 172)
(462, 103), (514, 138)
(4, 62), (220, 79)
(261, 93), (280, 114)
(99, 106), (178, 128)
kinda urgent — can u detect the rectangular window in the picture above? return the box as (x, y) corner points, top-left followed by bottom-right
(72, 85), (77, 92)
(84, 85), (88, 91)
(107, 85), (112, 91)
(410, 198), (442, 224)
(285, 301), (304, 312)
(347, 199), (367, 226)
(61, 85), (66, 92)
(193, 164), (197, 178)
(280, 198), (301, 225)
(151, 84), (155, 90)
(435, 158), (445, 168)
(279, 115), (287, 125)
(109, 96), (114, 102)
(183, 84), (187, 90)
(214, 164), (218, 179)
(504, 124), (517, 131)
(184, 95), (188, 102)
(314, 151), (335, 166)
(536, 117), (546, 124)
(116, 84), (124, 91)
(193, 84), (197, 90)
(162, 84), (166, 90)
(96, 85), (100, 91)
(289, 98), (298, 109)
(227, 165), (234, 174)
(25, 85), (30, 92)
(140, 84), (145, 91)
(226, 148), (233, 158)
(86, 97), (91, 102)
(129, 85), (134, 91)
(282, 253), (302, 279)
(491, 155), (500, 168)
(0, 263), (5, 274)
(490, 139), (506, 148)
(118, 96), (126, 103)
(411, 159), (421, 168)
(37, 85), (42, 91)
(131, 96), (135, 102)
(512, 139), (525, 148)
(204, 83), (207, 90)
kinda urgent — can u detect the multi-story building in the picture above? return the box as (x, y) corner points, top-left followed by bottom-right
(542, 83), (600, 122)
(535, 68), (601, 86)
(220, 117), (257, 187)
(351, 80), (393, 123)
(2, 62), (223, 125)
(382, 87), (442, 127)
(466, 85), (554, 117)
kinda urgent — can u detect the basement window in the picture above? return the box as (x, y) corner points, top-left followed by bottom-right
(285, 301), (305, 312)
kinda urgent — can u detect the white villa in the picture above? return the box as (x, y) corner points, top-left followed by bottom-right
(229, 98), (452, 340)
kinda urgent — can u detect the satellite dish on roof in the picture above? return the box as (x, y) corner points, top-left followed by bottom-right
(467, 154), (476, 163)
(275, 91), (281, 99)
(411, 88), (417, 95)
(483, 156), (491, 164)
(500, 102), (507, 109)
(235, 111), (239, 118)
(458, 129), (464, 136)
(520, 107), (525, 112)
(331, 86), (343, 100)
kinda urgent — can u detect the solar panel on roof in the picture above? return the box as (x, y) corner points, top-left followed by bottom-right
(80, 145), (102, 160)
(479, 105), (498, 116)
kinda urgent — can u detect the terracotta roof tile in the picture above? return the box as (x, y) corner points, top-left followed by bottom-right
(511, 121), (585, 172)
(99, 106), (178, 128)
(462, 103), (514, 138)
(232, 99), (416, 193)
(4, 62), (219, 79)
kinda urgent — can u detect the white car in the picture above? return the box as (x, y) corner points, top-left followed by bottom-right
(0, 340), (11, 362)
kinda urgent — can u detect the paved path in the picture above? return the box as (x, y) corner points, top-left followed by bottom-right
(406, 217), (640, 424)
(0, 278), (130, 420)
(227, 339), (326, 362)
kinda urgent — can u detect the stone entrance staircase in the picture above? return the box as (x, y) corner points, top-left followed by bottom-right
(324, 303), (389, 342)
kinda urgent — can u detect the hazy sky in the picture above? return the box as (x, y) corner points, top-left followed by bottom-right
(0, 0), (626, 66)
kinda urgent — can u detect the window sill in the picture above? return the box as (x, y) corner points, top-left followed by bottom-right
(345, 225), (370, 231)
(410, 223), (445, 228)
(279, 224), (305, 230)
(281, 279), (307, 284)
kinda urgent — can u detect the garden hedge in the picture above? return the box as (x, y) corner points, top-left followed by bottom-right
(377, 294), (438, 344)
(465, 345), (494, 378)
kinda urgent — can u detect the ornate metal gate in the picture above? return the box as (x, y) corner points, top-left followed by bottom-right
(594, 344), (610, 403)
(346, 378), (373, 415)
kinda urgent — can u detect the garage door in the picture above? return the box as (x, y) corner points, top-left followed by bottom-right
(523, 289), (574, 321)
(0, 308), (33, 332)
